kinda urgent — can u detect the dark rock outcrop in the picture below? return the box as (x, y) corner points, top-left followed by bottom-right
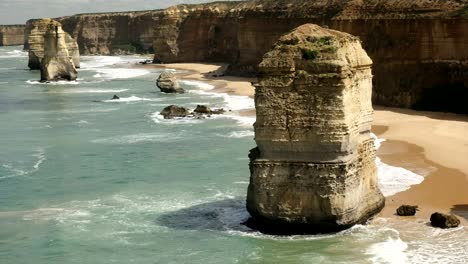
(0, 25), (25, 46)
(160, 105), (189, 119)
(111, 94), (120, 100)
(396, 205), (418, 216)
(40, 21), (78, 82)
(156, 72), (184, 93)
(246, 24), (385, 234)
(430, 212), (460, 228)
(193, 105), (225, 115)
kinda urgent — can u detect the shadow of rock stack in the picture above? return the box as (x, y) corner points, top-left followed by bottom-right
(246, 24), (385, 235)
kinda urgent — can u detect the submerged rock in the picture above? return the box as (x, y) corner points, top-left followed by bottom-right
(156, 72), (184, 93)
(396, 205), (418, 216)
(160, 105), (189, 119)
(430, 212), (460, 228)
(27, 19), (80, 70)
(246, 24), (385, 234)
(40, 21), (78, 82)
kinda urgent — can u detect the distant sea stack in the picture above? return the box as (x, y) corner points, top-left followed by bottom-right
(0, 25), (25, 46)
(246, 24), (385, 234)
(39, 21), (78, 82)
(27, 19), (80, 70)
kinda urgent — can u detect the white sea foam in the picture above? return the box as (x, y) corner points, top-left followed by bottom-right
(92, 133), (182, 144)
(179, 80), (215, 90)
(0, 148), (46, 180)
(367, 237), (408, 264)
(27, 80), (81, 85)
(371, 133), (425, 197)
(48, 88), (128, 94)
(376, 157), (425, 197)
(103, 96), (161, 103)
(224, 115), (256, 127)
(220, 130), (254, 138)
(0, 49), (27, 58)
(80, 56), (121, 69)
(93, 68), (150, 79)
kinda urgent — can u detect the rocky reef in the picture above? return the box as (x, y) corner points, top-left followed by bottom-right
(39, 21), (78, 82)
(246, 24), (385, 234)
(0, 25), (25, 46)
(26, 19), (79, 70)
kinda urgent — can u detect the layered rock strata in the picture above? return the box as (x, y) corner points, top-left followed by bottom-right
(149, 0), (468, 113)
(0, 25), (25, 46)
(246, 24), (385, 234)
(27, 19), (79, 70)
(40, 22), (78, 82)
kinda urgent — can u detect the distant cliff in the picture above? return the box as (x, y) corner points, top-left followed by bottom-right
(0, 25), (25, 46)
(23, 0), (468, 113)
(151, 0), (468, 114)
(24, 11), (159, 55)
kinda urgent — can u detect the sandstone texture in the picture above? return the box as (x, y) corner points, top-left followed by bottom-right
(156, 72), (184, 93)
(40, 21), (78, 82)
(26, 19), (80, 70)
(430, 212), (460, 228)
(246, 24), (385, 234)
(0, 25), (25, 46)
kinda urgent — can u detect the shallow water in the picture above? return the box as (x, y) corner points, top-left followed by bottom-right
(0, 46), (466, 264)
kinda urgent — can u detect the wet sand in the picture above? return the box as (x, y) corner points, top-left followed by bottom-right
(143, 62), (468, 224)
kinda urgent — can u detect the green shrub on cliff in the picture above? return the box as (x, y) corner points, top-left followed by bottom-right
(302, 49), (319, 60)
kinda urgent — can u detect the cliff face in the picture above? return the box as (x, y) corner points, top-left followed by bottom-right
(40, 21), (78, 82)
(151, 0), (468, 113)
(247, 24), (384, 234)
(0, 25), (25, 46)
(27, 19), (80, 70)
(56, 11), (157, 55)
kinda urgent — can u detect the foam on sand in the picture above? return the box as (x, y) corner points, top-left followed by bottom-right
(371, 133), (425, 197)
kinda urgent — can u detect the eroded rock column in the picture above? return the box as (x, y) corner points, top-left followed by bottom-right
(40, 22), (77, 82)
(27, 19), (80, 70)
(246, 24), (385, 234)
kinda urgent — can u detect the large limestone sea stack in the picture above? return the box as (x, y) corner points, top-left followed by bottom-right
(27, 19), (80, 70)
(246, 24), (385, 234)
(39, 21), (78, 82)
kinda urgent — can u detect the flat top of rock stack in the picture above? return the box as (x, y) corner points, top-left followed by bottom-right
(259, 23), (372, 74)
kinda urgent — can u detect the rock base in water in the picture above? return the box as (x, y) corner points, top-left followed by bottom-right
(430, 212), (460, 228)
(160, 104), (225, 120)
(156, 72), (184, 93)
(160, 105), (189, 119)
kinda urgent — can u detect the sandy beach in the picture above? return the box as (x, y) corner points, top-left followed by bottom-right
(144, 62), (468, 224)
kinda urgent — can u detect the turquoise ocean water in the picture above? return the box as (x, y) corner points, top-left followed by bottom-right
(0, 46), (466, 264)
